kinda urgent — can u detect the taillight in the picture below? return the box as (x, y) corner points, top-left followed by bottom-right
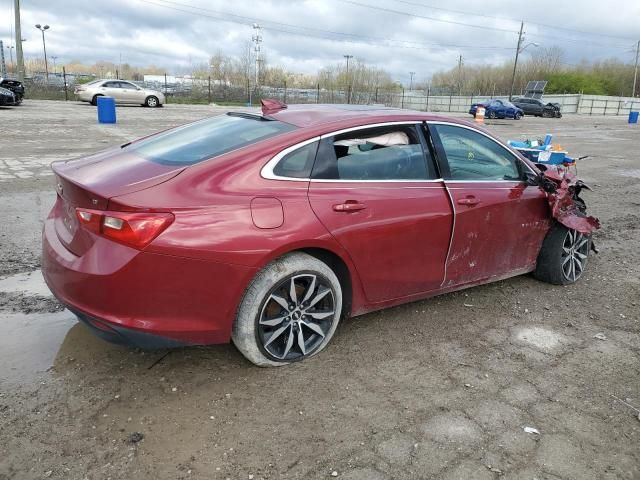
(76, 208), (174, 249)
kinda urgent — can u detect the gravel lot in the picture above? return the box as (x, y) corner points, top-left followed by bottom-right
(0, 100), (638, 480)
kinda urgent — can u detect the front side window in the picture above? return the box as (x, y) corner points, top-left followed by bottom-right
(103, 81), (120, 88)
(126, 114), (296, 165)
(431, 124), (521, 181)
(312, 125), (434, 181)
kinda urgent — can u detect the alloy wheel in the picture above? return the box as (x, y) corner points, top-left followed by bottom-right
(561, 230), (589, 282)
(257, 273), (336, 361)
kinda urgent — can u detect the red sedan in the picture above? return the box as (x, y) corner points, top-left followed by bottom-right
(42, 100), (598, 366)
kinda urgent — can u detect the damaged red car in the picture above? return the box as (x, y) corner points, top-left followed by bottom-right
(42, 101), (599, 366)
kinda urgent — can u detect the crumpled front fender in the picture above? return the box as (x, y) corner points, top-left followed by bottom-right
(540, 169), (600, 234)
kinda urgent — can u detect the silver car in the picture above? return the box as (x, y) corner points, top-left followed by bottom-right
(74, 79), (165, 107)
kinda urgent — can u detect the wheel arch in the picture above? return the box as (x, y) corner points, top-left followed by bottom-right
(254, 242), (364, 318)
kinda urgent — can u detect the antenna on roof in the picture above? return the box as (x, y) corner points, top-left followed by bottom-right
(261, 98), (287, 115)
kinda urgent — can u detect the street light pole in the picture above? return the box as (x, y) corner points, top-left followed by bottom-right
(633, 39), (639, 97)
(35, 24), (50, 80)
(7, 45), (15, 68)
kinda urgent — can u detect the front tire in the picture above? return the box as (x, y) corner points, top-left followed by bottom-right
(534, 224), (591, 285)
(514, 112), (522, 120)
(232, 252), (342, 367)
(145, 96), (160, 107)
(91, 94), (102, 106)
(488, 110), (497, 119)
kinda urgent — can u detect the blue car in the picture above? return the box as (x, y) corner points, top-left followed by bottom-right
(469, 99), (523, 120)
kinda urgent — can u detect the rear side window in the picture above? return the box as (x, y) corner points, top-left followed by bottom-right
(312, 125), (435, 181)
(127, 114), (296, 165)
(273, 141), (319, 178)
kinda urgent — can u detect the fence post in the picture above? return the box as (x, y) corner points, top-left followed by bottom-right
(317, 83), (320, 103)
(247, 78), (251, 105)
(284, 80), (287, 103)
(401, 88), (405, 109)
(470, 94), (473, 108)
(207, 76), (211, 104)
(164, 73), (168, 104)
(426, 86), (430, 111)
(116, 69), (119, 80)
(449, 91), (453, 112)
(347, 84), (352, 104)
(63, 66), (68, 101)
(589, 98), (594, 115)
(375, 87), (378, 103)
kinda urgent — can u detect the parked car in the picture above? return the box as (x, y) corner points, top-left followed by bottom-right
(0, 86), (16, 106)
(512, 97), (562, 118)
(0, 78), (24, 105)
(469, 99), (523, 119)
(42, 101), (598, 366)
(74, 79), (165, 107)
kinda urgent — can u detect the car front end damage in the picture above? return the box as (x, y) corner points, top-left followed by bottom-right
(537, 166), (600, 250)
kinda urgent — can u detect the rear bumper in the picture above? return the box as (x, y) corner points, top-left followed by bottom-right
(42, 215), (257, 348)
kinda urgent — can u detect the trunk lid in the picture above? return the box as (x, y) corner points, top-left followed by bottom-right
(51, 148), (184, 256)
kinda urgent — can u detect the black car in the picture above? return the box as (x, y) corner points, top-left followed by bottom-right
(0, 78), (25, 105)
(512, 97), (562, 118)
(0, 86), (16, 106)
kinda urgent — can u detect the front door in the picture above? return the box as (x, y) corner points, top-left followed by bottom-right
(308, 123), (453, 303)
(428, 122), (550, 286)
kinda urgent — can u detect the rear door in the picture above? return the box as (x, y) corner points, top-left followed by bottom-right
(428, 122), (549, 286)
(308, 122), (453, 303)
(101, 81), (123, 102)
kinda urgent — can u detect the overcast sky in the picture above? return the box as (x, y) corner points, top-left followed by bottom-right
(1, 0), (638, 83)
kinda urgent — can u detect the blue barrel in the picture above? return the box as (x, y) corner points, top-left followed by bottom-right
(97, 96), (116, 124)
(629, 111), (639, 124)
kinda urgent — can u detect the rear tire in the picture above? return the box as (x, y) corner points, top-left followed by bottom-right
(232, 252), (342, 367)
(514, 112), (522, 120)
(534, 224), (591, 285)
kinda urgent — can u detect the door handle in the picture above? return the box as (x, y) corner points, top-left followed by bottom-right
(332, 201), (367, 213)
(457, 196), (480, 206)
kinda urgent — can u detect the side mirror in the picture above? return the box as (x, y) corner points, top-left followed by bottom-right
(524, 171), (540, 186)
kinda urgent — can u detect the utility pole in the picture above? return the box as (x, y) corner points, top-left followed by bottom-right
(409, 71), (415, 91)
(457, 55), (463, 95)
(509, 21), (524, 101)
(344, 54), (353, 103)
(0, 41), (6, 77)
(633, 40), (640, 97)
(15, 0), (25, 81)
(252, 23), (262, 90)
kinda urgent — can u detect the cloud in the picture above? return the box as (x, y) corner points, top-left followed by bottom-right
(1, 0), (638, 82)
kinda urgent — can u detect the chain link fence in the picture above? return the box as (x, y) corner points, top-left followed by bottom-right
(12, 73), (640, 116)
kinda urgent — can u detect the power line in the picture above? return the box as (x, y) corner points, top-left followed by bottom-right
(346, 0), (630, 48)
(139, 0), (516, 51)
(337, 0), (517, 34)
(388, 0), (637, 42)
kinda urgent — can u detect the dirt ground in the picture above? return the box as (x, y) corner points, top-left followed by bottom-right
(0, 100), (638, 480)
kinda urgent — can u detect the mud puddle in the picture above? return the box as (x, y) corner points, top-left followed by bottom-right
(0, 310), (77, 386)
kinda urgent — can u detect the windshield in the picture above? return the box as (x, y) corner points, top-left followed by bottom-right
(126, 114), (296, 165)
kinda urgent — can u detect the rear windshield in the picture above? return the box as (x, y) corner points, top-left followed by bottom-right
(126, 114), (296, 165)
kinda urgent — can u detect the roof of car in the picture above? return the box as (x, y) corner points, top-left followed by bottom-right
(261, 103), (436, 128)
